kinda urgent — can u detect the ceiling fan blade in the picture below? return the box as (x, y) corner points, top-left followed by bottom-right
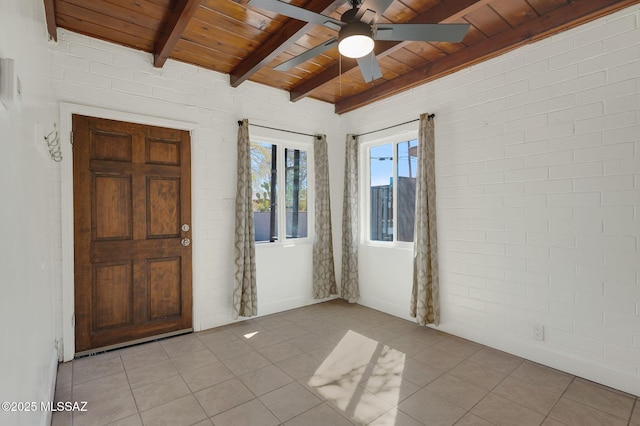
(374, 23), (470, 42)
(355, 0), (394, 23)
(357, 52), (382, 83)
(359, 9), (376, 25)
(274, 38), (338, 71)
(248, 0), (343, 28)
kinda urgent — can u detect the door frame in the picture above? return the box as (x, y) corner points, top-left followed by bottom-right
(60, 103), (199, 362)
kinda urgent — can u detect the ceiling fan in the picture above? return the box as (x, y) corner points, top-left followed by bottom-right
(248, 0), (470, 82)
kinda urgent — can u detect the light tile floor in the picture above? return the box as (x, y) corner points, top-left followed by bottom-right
(52, 300), (640, 426)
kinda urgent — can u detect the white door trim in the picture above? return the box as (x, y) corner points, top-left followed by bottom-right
(59, 103), (198, 361)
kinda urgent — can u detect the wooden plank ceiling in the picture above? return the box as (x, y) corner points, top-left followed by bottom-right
(45, 0), (639, 114)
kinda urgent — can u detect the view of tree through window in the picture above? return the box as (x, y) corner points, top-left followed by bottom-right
(250, 141), (307, 242)
(369, 139), (417, 242)
(285, 148), (307, 239)
(251, 141), (277, 242)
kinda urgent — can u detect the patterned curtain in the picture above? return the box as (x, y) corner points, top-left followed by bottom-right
(232, 119), (258, 319)
(313, 135), (338, 298)
(341, 134), (359, 303)
(410, 114), (440, 325)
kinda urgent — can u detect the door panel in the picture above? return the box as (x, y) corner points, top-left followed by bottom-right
(73, 114), (192, 353)
(92, 175), (132, 240)
(92, 131), (133, 162)
(92, 262), (134, 330)
(147, 177), (180, 238)
(147, 139), (180, 165)
(148, 258), (182, 320)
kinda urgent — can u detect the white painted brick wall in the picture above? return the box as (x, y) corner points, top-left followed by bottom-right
(39, 1), (640, 398)
(1, 1), (62, 423)
(343, 5), (640, 396)
(49, 30), (342, 331)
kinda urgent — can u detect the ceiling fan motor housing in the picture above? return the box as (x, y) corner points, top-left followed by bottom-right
(339, 21), (372, 41)
(341, 7), (360, 23)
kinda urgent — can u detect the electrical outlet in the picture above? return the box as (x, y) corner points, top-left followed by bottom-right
(534, 324), (545, 341)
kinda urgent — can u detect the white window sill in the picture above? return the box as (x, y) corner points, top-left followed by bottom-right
(255, 239), (313, 248)
(360, 241), (414, 251)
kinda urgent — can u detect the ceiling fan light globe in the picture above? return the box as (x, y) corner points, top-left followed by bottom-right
(338, 21), (374, 58)
(338, 35), (374, 58)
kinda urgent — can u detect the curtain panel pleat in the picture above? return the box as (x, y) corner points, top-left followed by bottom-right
(233, 119), (258, 319)
(341, 134), (360, 303)
(313, 135), (338, 298)
(410, 114), (440, 326)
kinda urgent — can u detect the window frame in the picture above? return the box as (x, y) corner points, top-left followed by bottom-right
(249, 131), (314, 246)
(360, 128), (418, 248)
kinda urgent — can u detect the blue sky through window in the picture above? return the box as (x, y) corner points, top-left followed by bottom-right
(370, 139), (418, 187)
(370, 143), (393, 187)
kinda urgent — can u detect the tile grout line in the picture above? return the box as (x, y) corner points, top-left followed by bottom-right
(458, 357), (526, 425)
(189, 329), (324, 425)
(165, 346), (212, 425)
(395, 336), (496, 424)
(628, 397), (637, 426)
(395, 341), (476, 426)
(562, 377), (638, 422)
(542, 375), (576, 425)
(236, 361), (299, 425)
(273, 330), (351, 424)
(127, 339), (217, 424)
(280, 312), (396, 425)
(56, 301), (639, 426)
(120, 351), (145, 426)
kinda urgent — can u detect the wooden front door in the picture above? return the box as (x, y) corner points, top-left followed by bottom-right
(73, 114), (192, 354)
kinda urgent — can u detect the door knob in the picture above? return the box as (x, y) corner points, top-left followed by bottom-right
(181, 238), (191, 247)
(181, 224), (190, 232)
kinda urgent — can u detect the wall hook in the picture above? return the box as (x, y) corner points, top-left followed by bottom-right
(44, 123), (62, 162)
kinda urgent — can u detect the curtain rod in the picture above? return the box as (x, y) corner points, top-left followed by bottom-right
(238, 121), (322, 140)
(354, 113), (434, 138)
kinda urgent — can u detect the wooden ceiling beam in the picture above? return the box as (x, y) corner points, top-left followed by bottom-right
(43, 0), (58, 41)
(154, 0), (202, 68)
(230, 0), (339, 88)
(335, 0), (640, 114)
(289, 0), (491, 102)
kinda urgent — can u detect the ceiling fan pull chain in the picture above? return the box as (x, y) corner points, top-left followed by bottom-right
(339, 54), (342, 97)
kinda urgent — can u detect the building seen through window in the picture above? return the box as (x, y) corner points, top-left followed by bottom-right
(369, 139), (417, 243)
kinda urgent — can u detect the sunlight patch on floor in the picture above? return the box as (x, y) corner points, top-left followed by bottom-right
(307, 330), (406, 424)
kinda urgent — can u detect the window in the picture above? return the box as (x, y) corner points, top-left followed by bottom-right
(367, 138), (417, 243)
(251, 140), (309, 243)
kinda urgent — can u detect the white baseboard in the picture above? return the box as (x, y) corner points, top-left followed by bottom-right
(197, 296), (340, 332)
(259, 295), (337, 317)
(358, 296), (639, 397)
(358, 295), (415, 323)
(42, 346), (58, 426)
(436, 322), (640, 398)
